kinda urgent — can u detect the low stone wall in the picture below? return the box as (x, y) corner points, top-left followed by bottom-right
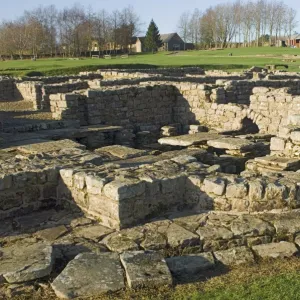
(21, 73), (103, 84)
(0, 77), (16, 101)
(59, 157), (300, 229)
(16, 81), (43, 109)
(50, 83), (269, 134)
(0, 167), (60, 220)
(97, 67), (205, 78)
(224, 79), (300, 105)
(250, 87), (300, 134)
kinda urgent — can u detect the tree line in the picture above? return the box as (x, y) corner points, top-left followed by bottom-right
(0, 4), (141, 58)
(177, 0), (298, 48)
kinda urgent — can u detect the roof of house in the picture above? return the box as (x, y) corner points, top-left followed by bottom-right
(160, 33), (180, 43)
(290, 34), (300, 40)
(132, 33), (184, 44)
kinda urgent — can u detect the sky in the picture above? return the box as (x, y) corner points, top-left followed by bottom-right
(1, 0), (300, 34)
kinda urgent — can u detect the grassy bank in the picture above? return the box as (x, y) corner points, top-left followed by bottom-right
(0, 47), (299, 77)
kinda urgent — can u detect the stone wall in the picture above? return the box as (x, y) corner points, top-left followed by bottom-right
(21, 73), (103, 84)
(0, 167), (60, 220)
(16, 81), (43, 109)
(0, 77), (16, 101)
(50, 83), (269, 134)
(249, 87), (300, 134)
(223, 79), (300, 105)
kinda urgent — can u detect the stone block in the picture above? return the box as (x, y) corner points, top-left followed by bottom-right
(226, 182), (248, 199)
(103, 180), (145, 201)
(51, 253), (124, 298)
(0, 243), (54, 283)
(203, 177), (226, 196)
(166, 252), (215, 281)
(214, 246), (255, 265)
(252, 242), (298, 258)
(270, 137), (286, 151)
(120, 251), (172, 289)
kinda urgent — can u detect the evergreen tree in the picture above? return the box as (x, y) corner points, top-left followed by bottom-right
(144, 19), (163, 53)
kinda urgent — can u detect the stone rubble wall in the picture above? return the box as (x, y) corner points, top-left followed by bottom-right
(93, 75), (250, 88)
(21, 73), (103, 84)
(250, 87), (300, 135)
(0, 167), (60, 220)
(15, 81), (43, 109)
(224, 79), (300, 105)
(96, 67), (206, 78)
(0, 77), (16, 101)
(49, 82), (268, 134)
(58, 158), (300, 229)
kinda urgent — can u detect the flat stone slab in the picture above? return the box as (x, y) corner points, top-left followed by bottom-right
(17, 139), (85, 154)
(166, 253), (215, 281)
(207, 138), (255, 151)
(254, 156), (300, 170)
(51, 253), (125, 299)
(120, 251), (172, 289)
(73, 225), (113, 242)
(95, 145), (149, 159)
(0, 243), (54, 283)
(214, 246), (255, 265)
(158, 132), (222, 147)
(252, 242), (298, 258)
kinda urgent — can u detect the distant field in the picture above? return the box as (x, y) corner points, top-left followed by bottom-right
(1, 47), (300, 76)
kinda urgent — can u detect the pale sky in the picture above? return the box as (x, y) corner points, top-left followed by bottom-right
(1, 0), (300, 34)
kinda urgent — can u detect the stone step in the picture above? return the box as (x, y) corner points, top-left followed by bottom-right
(254, 156), (300, 171)
(207, 137), (256, 152)
(158, 132), (222, 147)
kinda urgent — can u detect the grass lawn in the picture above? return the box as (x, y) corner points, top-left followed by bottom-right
(0, 47), (300, 77)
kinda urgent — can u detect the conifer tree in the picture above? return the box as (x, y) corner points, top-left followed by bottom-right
(144, 19), (163, 53)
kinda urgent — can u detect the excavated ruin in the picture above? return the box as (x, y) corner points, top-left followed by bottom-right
(1, 67), (300, 298)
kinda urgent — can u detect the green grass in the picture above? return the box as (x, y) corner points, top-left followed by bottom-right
(1, 47), (300, 76)
(190, 272), (300, 300)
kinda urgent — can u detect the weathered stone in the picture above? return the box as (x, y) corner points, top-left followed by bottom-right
(270, 137), (286, 151)
(166, 223), (200, 248)
(120, 251), (172, 289)
(249, 180), (264, 202)
(73, 225), (113, 242)
(103, 179), (145, 201)
(252, 242), (298, 258)
(197, 225), (233, 240)
(18, 139), (85, 154)
(166, 252), (215, 281)
(158, 132), (221, 147)
(0, 243), (54, 283)
(214, 246), (255, 265)
(96, 145), (149, 159)
(230, 215), (275, 237)
(51, 253), (125, 299)
(208, 138), (255, 151)
(273, 216), (300, 235)
(226, 182), (248, 199)
(203, 177), (226, 196)
(35, 225), (68, 241)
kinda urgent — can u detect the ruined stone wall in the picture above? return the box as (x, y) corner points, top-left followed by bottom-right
(224, 79), (300, 105)
(0, 167), (59, 220)
(97, 67), (205, 78)
(0, 77), (16, 101)
(85, 85), (177, 131)
(21, 73), (103, 84)
(50, 82), (263, 134)
(15, 81), (43, 109)
(249, 87), (300, 134)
